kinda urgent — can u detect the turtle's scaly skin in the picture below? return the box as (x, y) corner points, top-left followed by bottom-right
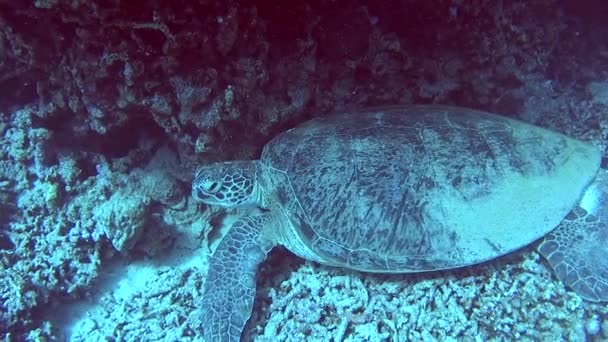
(193, 105), (606, 341)
(538, 169), (608, 302)
(200, 215), (273, 342)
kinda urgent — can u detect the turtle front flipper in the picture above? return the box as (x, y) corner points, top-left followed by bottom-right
(538, 169), (608, 302)
(202, 214), (275, 341)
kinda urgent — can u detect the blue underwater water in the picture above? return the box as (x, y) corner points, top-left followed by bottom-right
(1, 1), (608, 341)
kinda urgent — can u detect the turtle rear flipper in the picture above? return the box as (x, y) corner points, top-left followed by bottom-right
(202, 215), (275, 341)
(538, 169), (608, 302)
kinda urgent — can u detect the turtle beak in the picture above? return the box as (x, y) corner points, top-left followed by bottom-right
(192, 187), (210, 203)
(192, 187), (231, 208)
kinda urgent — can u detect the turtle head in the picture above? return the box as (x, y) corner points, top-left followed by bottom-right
(192, 161), (260, 208)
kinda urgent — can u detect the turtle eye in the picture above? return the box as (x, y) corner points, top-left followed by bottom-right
(204, 180), (222, 193)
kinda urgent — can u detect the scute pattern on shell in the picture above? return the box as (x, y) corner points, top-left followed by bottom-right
(260, 106), (582, 272)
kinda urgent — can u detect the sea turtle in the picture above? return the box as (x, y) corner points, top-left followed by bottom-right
(192, 105), (608, 341)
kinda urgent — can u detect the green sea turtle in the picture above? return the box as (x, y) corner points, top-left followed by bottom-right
(192, 105), (608, 341)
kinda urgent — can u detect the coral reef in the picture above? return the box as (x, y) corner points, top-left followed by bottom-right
(0, 0), (607, 340)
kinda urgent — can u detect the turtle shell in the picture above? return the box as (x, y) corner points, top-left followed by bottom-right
(259, 105), (601, 272)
